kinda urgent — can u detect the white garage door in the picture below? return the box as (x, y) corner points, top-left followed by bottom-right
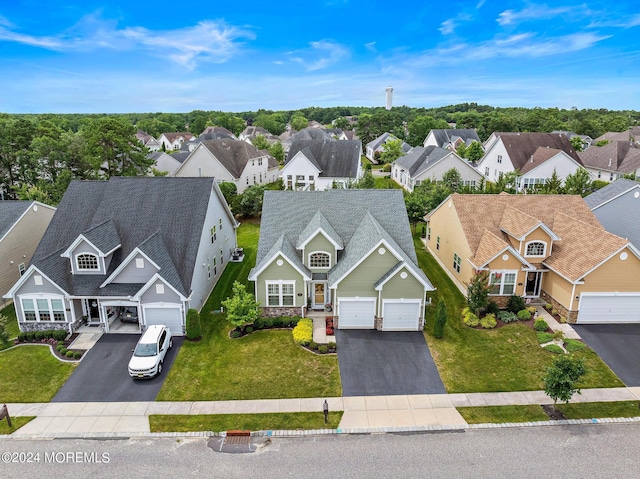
(143, 307), (184, 335)
(382, 301), (422, 331)
(577, 293), (640, 324)
(338, 298), (376, 329)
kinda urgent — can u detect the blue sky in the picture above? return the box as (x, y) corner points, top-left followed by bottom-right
(1, 1), (639, 113)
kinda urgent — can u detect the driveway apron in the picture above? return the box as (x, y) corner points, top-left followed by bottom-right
(335, 330), (446, 396)
(573, 324), (640, 387)
(52, 334), (182, 402)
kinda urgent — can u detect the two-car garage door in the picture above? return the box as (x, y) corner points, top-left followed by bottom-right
(577, 293), (640, 324)
(143, 306), (184, 336)
(337, 298), (422, 330)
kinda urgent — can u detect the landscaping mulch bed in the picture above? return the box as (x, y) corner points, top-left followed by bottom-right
(15, 333), (85, 361)
(542, 404), (567, 420)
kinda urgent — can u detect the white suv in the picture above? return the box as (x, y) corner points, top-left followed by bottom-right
(128, 325), (173, 378)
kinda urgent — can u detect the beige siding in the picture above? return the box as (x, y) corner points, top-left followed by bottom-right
(576, 248), (640, 295)
(303, 233), (336, 270)
(256, 254), (305, 307)
(486, 254), (526, 296)
(0, 205), (55, 297)
(337, 248), (399, 297)
(380, 267), (424, 299)
(542, 270), (573, 308)
(521, 227), (553, 257)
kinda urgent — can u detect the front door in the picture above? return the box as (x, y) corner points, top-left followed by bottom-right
(525, 272), (542, 297)
(313, 283), (325, 309)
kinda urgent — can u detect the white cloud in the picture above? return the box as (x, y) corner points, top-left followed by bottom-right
(439, 19), (456, 35)
(497, 5), (574, 26)
(288, 39), (350, 71)
(365, 41), (377, 53)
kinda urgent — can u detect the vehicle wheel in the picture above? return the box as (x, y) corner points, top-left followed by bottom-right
(157, 361), (163, 375)
(169, 338), (173, 349)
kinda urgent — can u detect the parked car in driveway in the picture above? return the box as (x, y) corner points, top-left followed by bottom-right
(128, 325), (172, 378)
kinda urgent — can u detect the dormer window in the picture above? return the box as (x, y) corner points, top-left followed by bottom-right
(525, 241), (546, 257)
(309, 252), (330, 268)
(76, 253), (99, 270)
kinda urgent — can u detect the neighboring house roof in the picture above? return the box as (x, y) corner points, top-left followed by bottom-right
(0, 201), (35, 240)
(287, 139), (361, 178)
(30, 177), (226, 297)
(240, 126), (279, 142)
(160, 132), (194, 143)
(427, 193), (626, 282)
(584, 178), (640, 209)
(135, 130), (158, 147)
(293, 128), (334, 142)
(344, 131), (357, 141)
(578, 141), (640, 174)
(427, 129), (481, 148)
(148, 151), (183, 174)
(394, 146), (452, 177)
(187, 139), (278, 179)
(169, 151), (191, 164)
(201, 126), (236, 139)
(491, 132), (582, 170)
(250, 190), (431, 288)
(595, 131), (634, 143)
(366, 132), (411, 153)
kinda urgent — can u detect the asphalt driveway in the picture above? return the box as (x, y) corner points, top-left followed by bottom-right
(573, 324), (640, 387)
(52, 333), (183, 402)
(334, 330), (446, 396)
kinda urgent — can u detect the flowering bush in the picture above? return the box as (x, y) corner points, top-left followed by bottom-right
(292, 318), (313, 346)
(462, 307), (479, 327)
(480, 313), (497, 329)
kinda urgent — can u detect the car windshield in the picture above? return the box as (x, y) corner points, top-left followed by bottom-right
(134, 343), (157, 357)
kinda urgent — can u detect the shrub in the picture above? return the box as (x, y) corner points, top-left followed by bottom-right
(264, 318), (274, 329)
(318, 345), (328, 354)
(517, 309), (532, 321)
(537, 332), (554, 344)
(35, 330), (46, 340)
(73, 351), (82, 359)
(53, 330), (67, 341)
(245, 326), (253, 334)
(186, 308), (202, 340)
(507, 295), (526, 314)
(486, 300), (500, 316)
(221, 281), (260, 328)
(480, 313), (497, 329)
(230, 330), (241, 339)
(526, 306), (537, 316)
(433, 298), (447, 339)
(57, 340), (65, 346)
(272, 317), (284, 328)
(292, 318), (313, 346)
(551, 309), (558, 316)
(18, 332), (28, 342)
(328, 342), (336, 351)
(564, 339), (586, 353)
(553, 330), (565, 341)
(534, 319), (549, 331)
(56, 344), (65, 351)
(560, 316), (567, 324)
(382, 163), (392, 172)
(254, 318), (265, 329)
(545, 303), (552, 310)
(26, 332), (36, 341)
(497, 311), (518, 323)
(60, 348), (68, 355)
(289, 317), (300, 328)
(543, 344), (565, 354)
(462, 308), (479, 327)
(65, 350), (75, 358)
(309, 341), (318, 351)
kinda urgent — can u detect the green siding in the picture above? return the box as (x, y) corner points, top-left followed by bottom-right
(304, 233), (336, 271)
(336, 248), (399, 297)
(380, 267), (424, 300)
(256, 254), (305, 307)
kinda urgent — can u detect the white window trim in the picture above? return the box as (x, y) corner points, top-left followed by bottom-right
(524, 240), (547, 257)
(308, 251), (331, 269)
(265, 280), (295, 307)
(453, 253), (461, 274)
(488, 270), (518, 296)
(75, 253), (99, 271)
(20, 295), (67, 322)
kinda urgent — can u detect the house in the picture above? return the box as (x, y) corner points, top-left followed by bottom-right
(594, 128), (640, 145)
(365, 133), (411, 162)
(578, 141), (640, 182)
(516, 147), (588, 191)
(4, 177), (238, 335)
(239, 126), (279, 145)
(425, 193), (640, 324)
(248, 190), (434, 330)
(552, 130), (592, 150)
(282, 139), (363, 190)
(157, 132), (194, 150)
(148, 151), (182, 176)
(423, 129), (482, 151)
(477, 132), (584, 186)
(173, 139), (280, 193)
(391, 146), (483, 192)
(584, 178), (640, 249)
(0, 201), (56, 300)
(135, 130), (161, 151)
(182, 128), (238, 153)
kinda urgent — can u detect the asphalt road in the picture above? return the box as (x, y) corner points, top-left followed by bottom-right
(573, 324), (640, 386)
(335, 330), (446, 396)
(2, 423), (640, 478)
(52, 334), (182, 402)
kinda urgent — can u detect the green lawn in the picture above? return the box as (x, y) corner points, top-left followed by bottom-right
(0, 417), (35, 434)
(157, 221), (341, 401)
(0, 303), (19, 350)
(557, 401), (640, 419)
(150, 412), (343, 432)
(416, 234), (623, 393)
(0, 346), (76, 402)
(458, 405), (549, 424)
(374, 177), (401, 189)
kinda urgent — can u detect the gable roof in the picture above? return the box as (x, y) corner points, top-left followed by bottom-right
(0, 201), (35, 240)
(195, 139), (275, 178)
(518, 147), (574, 175)
(493, 132), (582, 170)
(429, 193), (630, 282)
(428, 129), (481, 148)
(366, 132), (411, 153)
(584, 178), (640, 209)
(31, 177), (223, 297)
(578, 141), (640, 173)
(297, 211), (344, 250)
(160, 132), (194, 143)
(394, 146), (452, 177)
(287, 139), (361, 178)
(250, 190), (431, 289)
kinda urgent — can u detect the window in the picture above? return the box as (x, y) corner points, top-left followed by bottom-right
(76, 253), (98, 270)
(489, 271), (517, 295)
(34, 275), (43, 286)
(453, 253), (461, 273)
(497, 154), (502, 164)
(267, 282), (295, 306)
(610, 172), (614, 181)
(287, 175), (293, 189)
(258, 158), (263, 166)
(21, 297), (66, 322)
(211, 227), (215, 243)
(219, 218), (222, 230)
(597, 171), (601, 179)
(213, 257), (217, 276)
(22, 299), (36, 321)
(246, 177), (249, 185)
(207, 263), (211, 279)
(522, 178), (545, 189)
(485, 167), (490, 176)
(18, 263), (26, 276)
(427, 226), (431, 241)
(51, 299), (65, 321)
(309, 252), (330, 268)
(156, 284), (165, 294)
(220, 249), (224, 265)
(436, 236), (440, 251)
(253, 174), (257, 185)
(525, 241), (546, 257)
(136, 258), (144, 269)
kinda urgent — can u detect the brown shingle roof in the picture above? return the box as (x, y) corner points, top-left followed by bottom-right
(579, 141), (640, 173)
(496, 132), (582, 170)
(499, 205), (542, 239)
(470, 229), (511, 267)
(162, 132), (194, 142)
(201, 139), (274, 179)
(519, 147), (569, 174)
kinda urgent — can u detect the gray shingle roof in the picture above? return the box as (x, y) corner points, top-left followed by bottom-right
(429, 129), (481, 148)
(251, 190), (432, 289)
(82, 219), (121, 254)
(287, 140), (361, 178)
(32, 177), (218, 297)
(297, 211), (344, 249)
(0, 201), (32, 240)
(366, 133), (411, 153)
(584, 178), (640, 209)
(394, 146), (450, 177)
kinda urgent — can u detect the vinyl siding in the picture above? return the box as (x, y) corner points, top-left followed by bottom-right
(486, 254), (526, 296)
(110, 253), (158, 283)
(14, 271), (67, 322)
(380, 267), (424, 299)
(256, 254), (305, 307)
(139, 279), (182, 304)
(336, 248), (399, 298)
(303, 233), (336, 270)
(70, 239), (103, 275)
(521, 227), (554, 257)
(576, 248), (640, 295)
(542, 270), (573, 309)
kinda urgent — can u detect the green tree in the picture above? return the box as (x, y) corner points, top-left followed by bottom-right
(221, 281), (260, 328)
(379, 139), (405, 164)
(442, 168), (462, 192)
(433, 298), (447, 339)
(290, 113), (309, 131)
(333, 117), (350, 130)
(464, 141), (484, 162)
(254, 112), (287, 135)
(267, 141), (285, 164)
(356, 170), (375, 189)
(563, 167), (593, 197)
(215, 113), (246, 137)
(185, 308), (202, 340)
(543, 355), (586, 405)
(537, 169), (563, 194)
(237, 184), (265, 217)
(407, 116), (448, 147)
(404, 192), (430, 231)
(0, 116), (36, 198)
(570, 136), (585, 152)
(466, 270), (492, 316)
(251, 135), (269, 151)
(218, 181), (238, 208)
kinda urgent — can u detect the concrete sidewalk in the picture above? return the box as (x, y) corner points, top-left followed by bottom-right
(6, 387), (640, 437)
